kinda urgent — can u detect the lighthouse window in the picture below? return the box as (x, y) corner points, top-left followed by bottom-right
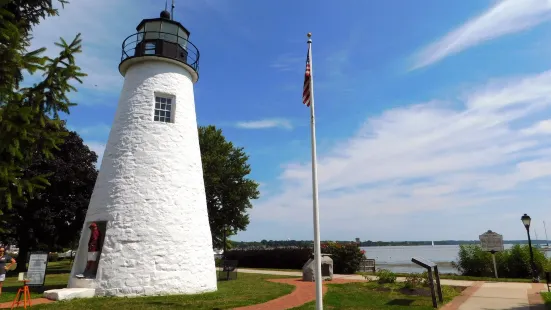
(144, 42), (156, 55)
(154, 96), (174, 123)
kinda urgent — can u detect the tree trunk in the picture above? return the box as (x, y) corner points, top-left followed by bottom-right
(15, 228), (30, 273)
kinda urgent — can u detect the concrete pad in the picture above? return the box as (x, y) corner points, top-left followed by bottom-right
(440, 279), (474, 287)
(482, 282), (533, 289)
(472, 287), (528, 299)
(459, 296), (530, 310)
(68, 277), (96, 289)
(43, 288), (95, 301)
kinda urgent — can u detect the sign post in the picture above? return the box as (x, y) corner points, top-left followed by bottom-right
(411, 257), (442, 308)
(479, 230), (504, 279)
(26, 252), (49, 291)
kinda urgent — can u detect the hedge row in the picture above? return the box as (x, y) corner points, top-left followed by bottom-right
(224, 243), (366, 274)
(224, 248), (311, 269)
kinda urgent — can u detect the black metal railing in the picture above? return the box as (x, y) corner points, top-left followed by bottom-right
(120, 31), (200, 73)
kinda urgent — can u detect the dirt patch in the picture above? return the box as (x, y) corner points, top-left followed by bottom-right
(374, 287), (392, 292)
(398, 285), (466, 297)
(399, 287), (433, 297)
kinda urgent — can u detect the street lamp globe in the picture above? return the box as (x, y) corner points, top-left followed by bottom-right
(521, 214), (531, 229)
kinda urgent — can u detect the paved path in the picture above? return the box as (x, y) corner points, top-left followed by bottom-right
(240, 269), (548, 309)
(443, 282), (547, 310)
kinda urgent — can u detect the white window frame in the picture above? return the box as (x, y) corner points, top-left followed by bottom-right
(153, 94), (175, 123)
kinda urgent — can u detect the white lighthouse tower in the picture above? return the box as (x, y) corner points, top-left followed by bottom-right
(68, 9), (217, 297)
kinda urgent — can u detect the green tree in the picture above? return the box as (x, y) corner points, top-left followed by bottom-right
(1, 129), (98, 271)
(199, 125), (260, 249)
(453, 244), (550, 278)
(0, 0), (86, 213)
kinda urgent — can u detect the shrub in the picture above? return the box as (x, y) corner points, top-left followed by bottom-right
(6, 252), (18, 260)
(453, 244), (551, 278)
(224, 248), (311, 269)
(404, 273), (423, 289)
(420, 271), (436, 287)
(452, 245), (494, 277)
(321, 242), (365, 274)
(421, 271), (430, 286)
(376, 269), (397, 284)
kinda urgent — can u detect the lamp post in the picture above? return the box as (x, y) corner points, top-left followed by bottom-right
(521, 214), (539, 283)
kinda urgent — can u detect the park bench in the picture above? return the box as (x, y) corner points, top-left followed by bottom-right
(218, 260), (238, 281)
(359, 258), (376, 273)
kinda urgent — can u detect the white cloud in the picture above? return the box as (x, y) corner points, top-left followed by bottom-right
(236, 118), (293, 130)
(251, 69), (551, 233)
(27, 0), (159, 95)
(521, 119), (551, 135)
(270, 53), (304, 72)
(412, 0), (551, 70)
(70, 123), (111, 137)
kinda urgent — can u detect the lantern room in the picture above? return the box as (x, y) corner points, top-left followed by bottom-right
(119, 10), (200, 79)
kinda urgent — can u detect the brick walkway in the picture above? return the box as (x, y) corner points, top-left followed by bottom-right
(233, 278), (363, 310)
(0, 297), (54, 309)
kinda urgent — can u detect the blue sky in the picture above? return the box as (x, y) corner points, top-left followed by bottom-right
(29, 0), (551, 242)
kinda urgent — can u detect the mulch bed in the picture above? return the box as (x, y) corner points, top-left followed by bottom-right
(374, 285), (467, 297)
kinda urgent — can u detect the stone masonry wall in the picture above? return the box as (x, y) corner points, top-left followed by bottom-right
(68, 59), (217, 296)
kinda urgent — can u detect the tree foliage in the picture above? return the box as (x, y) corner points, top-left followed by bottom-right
(0, 0), (85, 213)
(0, 129), (98, 271)
(199, 125), (259, 249)
(452, 244), (551, 278)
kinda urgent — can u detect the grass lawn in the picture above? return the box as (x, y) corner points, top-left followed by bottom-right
(291, 281), (463, 309)
(0, 260), (73, 303)
(357, 271), (534, 283)
(238, 267), (534, 283)
(241, 267), (301, 272)
(542, 292), (551, 309)
(2, 260), (296, 309)
(32, 273), (294, 310)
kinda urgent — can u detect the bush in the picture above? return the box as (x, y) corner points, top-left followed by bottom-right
(420, 271), (435, 287)
(376, 269), (397, 284)
(6, 252), (18, 260)
(321, 242), (365, 274)
(404, 273), (423, 289)
(224, 248), (311, 269)
(453, 244), (551, 278)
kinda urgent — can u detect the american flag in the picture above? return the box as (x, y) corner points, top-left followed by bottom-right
(302, 48), (312, 107)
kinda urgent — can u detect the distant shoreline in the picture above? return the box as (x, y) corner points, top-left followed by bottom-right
(230, 240), (542, 249)
(359, 241), (534, 247)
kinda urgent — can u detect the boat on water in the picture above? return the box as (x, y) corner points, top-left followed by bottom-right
(541, 221), (550, 251)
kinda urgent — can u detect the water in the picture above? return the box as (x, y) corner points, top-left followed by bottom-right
(361, 244), (551, 274)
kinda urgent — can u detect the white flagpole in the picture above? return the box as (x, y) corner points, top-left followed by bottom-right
(307, 32), (323, 310)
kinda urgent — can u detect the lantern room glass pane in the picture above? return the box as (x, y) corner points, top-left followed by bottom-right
(144, 21), (161, 40)
(176, 27), (189, 49)
(160, 22), (179, 43)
